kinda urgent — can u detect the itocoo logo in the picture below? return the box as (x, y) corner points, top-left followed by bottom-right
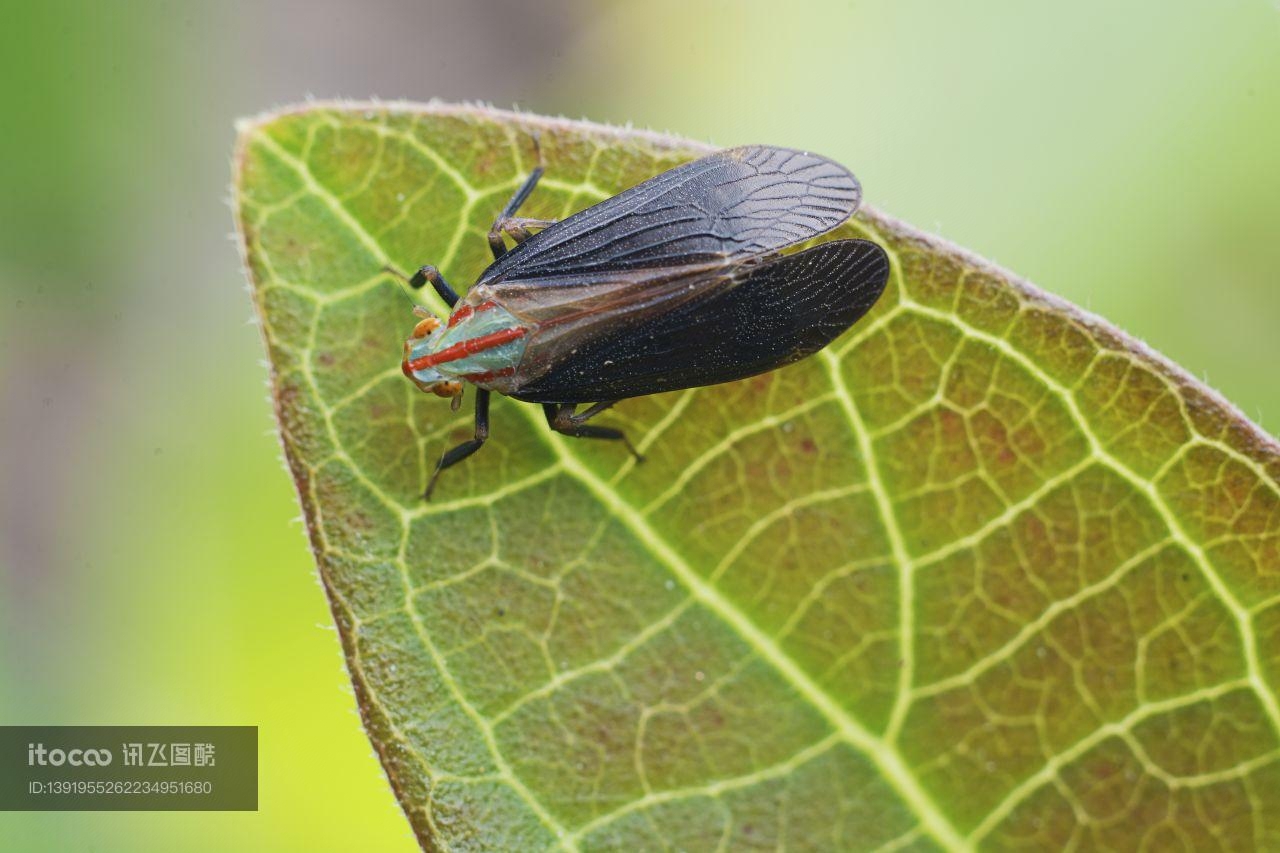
(27, 743), (113, 766)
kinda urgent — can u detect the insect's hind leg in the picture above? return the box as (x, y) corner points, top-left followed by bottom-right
(543, 402), (644, 462)
(425, 390), (490, 500)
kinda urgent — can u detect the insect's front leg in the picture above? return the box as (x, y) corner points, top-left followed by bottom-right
(407, 264), (460, 308)
(543, 402), (643, 461)
(425, 389), (490, 500)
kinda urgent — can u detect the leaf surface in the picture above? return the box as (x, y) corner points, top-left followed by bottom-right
(233, 103), (1280, 851)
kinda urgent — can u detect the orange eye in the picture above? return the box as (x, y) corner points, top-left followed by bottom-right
(430, 381), (462, 399)
(412, 316), (441, 338)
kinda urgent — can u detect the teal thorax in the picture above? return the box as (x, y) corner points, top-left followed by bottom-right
(401, 300), (529, 400)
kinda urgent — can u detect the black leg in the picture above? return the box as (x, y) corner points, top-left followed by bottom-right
(488, 159), (547, 261)
(425, 390), (490, 500)
(486, 128), (552, 261)
(493, 215), (556, 245)
(499, 167), (545, 220)
(543, 402), (643, 461)
(407, 264), (460, 308)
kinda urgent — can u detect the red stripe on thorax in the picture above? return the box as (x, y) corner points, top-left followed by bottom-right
(406, 325), (526, 371)
(446, 299), (499, 328)
(461, 366), (516, 383)
(446, 304), (472, 328)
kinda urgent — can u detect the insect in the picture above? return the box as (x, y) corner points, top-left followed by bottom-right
(399, 144), (891, 498)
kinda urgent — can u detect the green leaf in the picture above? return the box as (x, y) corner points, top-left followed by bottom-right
(232, 103), (1280, 851)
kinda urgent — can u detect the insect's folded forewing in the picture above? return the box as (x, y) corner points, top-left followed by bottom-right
(508, 239), (890, 403)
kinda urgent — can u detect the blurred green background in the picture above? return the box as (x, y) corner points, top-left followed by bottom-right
(0, 1), (1275, 849)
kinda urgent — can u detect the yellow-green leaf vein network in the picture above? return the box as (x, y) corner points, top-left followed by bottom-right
(232, 102), (1280, 852)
